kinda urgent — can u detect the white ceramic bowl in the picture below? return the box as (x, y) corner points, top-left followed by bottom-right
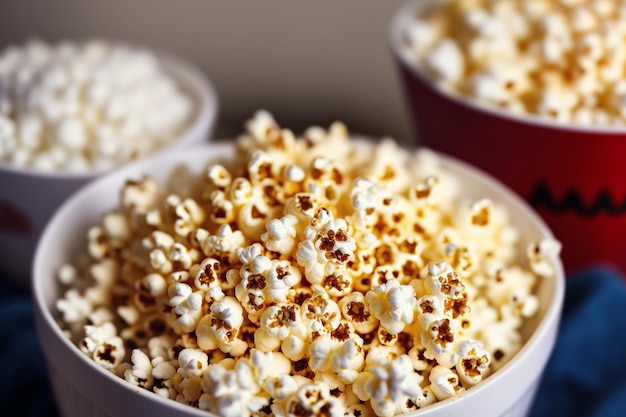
(32, 141), (564, 417)
(0, 44), (219, 287)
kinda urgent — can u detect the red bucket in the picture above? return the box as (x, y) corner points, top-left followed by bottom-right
(389, 0), (626, 274)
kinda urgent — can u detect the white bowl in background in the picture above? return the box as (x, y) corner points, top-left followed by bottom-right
(0, 43), (219, 287)
(32, 141), (564, 417)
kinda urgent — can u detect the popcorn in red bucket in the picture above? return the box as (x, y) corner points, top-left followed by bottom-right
(389, 0), (626, 273)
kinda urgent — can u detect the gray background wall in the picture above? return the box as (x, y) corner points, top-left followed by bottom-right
(0, 0), (415, 145)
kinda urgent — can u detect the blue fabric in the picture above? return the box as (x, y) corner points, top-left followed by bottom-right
(0, 278), (59, 417)
(1, 268), (625, 417)
(529, 267), (626, 417)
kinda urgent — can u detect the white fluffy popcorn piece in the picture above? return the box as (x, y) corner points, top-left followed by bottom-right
(199, 363), (268, 416)
(301, 285), (342, 336)
(124, 349), (154, 389)
(254, 302), (307, 353)
(296, 216), (357, 285)
(234, 244), (302, 321)
(200, 349), (291, 416)
(282, 382), (345, 417)
(92, 335), (126, 370)
(456, 340), (491, 386)
(54, 112), (559, 416)
(79, 321), (117, 354)
(425, 261), (465, 300)
(483, 265), (540, 318)
(196, 296), (247, 355)
(527, 238), (563, 278)
(402, 0), (626, 125)
(261, 214), (299, 255)
(405, 18), (441, 56)
(339, 291), (379, 334)
(263, 373), (299, 410)
(353, 354), (422, 417)
(308, 323), (365, 384)
(415, 294), (445, 331)
(421, 317), (459, 369)
(366, 278), (416, 335)
(168, 282), (203, 333)
(428, 365), (464, 401)
(79, 322), (125, 370)
(0, 38), (194, 171)
(350, 177), (383, 231)
(171, 198), (205, 237)
(206, 163), (232, 188)
(425, 38), (465, 85)
(196, 224), (247, 270)
(177, 348), (209, 378)
(56, 288), (93, 323)
(121, 177), (160, 214)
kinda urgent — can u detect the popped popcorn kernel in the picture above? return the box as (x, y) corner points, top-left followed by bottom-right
(283, 382), (345, 417)
(56, 112), (560, 416)
(429, 365), (464, 401)
(353, 354), (422, 417)
(365, 279), (416, 335)
(456, 340), (491, 386)
(339, 291), (379, 334)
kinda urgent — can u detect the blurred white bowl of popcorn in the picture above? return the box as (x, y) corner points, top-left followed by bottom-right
(0, 38), (218, 286)
(389, 0), (626, 275)
(32, 111), (564, 417)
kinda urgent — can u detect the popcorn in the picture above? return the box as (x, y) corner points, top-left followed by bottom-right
(455, 340), (491, 386)
(338, 291), (379, 334)
(421, 318), (459, 369)
(425, 39), (465, 85)
(301, 285), (342, 336)
(80, 322), (125, 370)
(196, 223), (247, 269)
(196, 296), (247, 355)
(92, 335), (125, 370)
(125, 349), (154, 389)
(255, 302), (307, 352)
(403, 0), (626, 125)
(199, 362), (268, 415)
(353, 354), (423, 417)
(296, 216), (357, 285)
(308, 325), (365, 384)
(168, 282), (203, 333)
(366, 279), (416, 335)
(424, 261), (465, 300)
(0, 39), (194, 171)
(428, 365), (464, 401)
(56, 288), (93, 323)
(56, 112), (560, 416)
(261, 214), (299, 255)
(528, 238), (563, 277)
(282, 382), (345, 417)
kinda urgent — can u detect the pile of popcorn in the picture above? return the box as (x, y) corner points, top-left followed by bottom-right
(56, 111), (561, 417)
(403, 0), (626, 125)
(0, 39), (194, 172)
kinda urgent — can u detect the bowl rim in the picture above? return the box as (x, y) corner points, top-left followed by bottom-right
(32, 140), (565, 417)
(388, 0), (626, 135)
(0, 39), (219, 179)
